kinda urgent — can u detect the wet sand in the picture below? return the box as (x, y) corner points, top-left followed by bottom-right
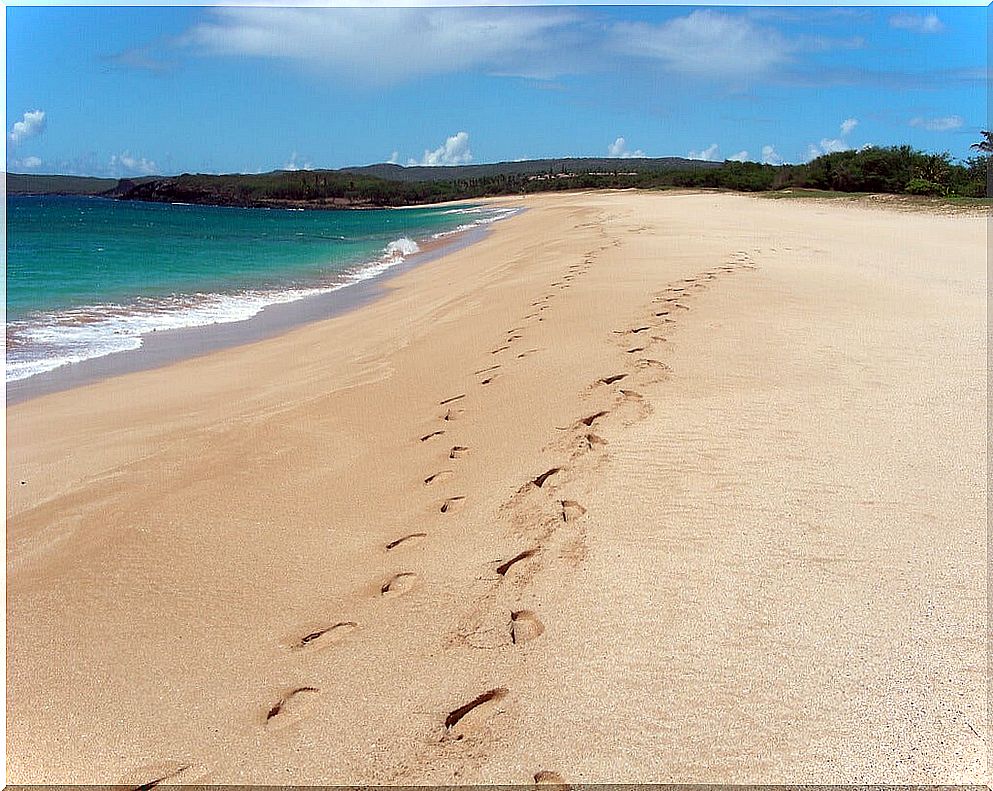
(5, 190), (987, 784)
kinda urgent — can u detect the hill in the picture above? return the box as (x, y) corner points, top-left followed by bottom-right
(7, 173), (122, 195)
(340, 157), (721, 182)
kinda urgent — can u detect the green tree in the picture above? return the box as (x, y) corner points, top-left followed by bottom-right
(971, 130), (993, 153)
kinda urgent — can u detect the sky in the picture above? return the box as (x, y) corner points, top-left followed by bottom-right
(5, 3), (988, 176)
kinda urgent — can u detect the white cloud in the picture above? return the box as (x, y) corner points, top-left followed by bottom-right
(109, 152), (158, 177)
(761, 145), (783, 166)
(10, 155), (43, 170)
(283, 151), (313, 171)
(607, 137), (645, 158)
(387, 151), (400, 165)
(410, 131), (472, 167)
(889, 13), (944, 33)
(688, 143), (720, 162)
(8, 110), (47, 145)
(818, 137), (849, 154)
(806, 118), (859, 160)
(727, 150), (749, 162)
(613, 10), (793, 80)
(182, 7), (579, 83)
(909, 115), (964, 132)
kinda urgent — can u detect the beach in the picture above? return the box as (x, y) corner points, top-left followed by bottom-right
(5, 190), (987, 783)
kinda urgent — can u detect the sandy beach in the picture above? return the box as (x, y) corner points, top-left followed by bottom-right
(6, 191), (987, 783)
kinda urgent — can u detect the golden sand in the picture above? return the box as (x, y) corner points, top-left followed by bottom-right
(6, 191), (987, 783)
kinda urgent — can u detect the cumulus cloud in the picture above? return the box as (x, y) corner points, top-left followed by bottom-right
(109, 152), (158, 177)
(761, 145), (783, 166)
(688, 143), (720, 162)
(181, 7), (580, 83)
(889, 13), (944, 33)
(727, 150), (749, 162)
(410, 131), (472, 167)
(607, 137), (645, 158)
(283, 151), (313, 171)
(613, 11), (793, 80)
(806, 118), (859, 160)
(909, 115), (964, 132)
(9, 109), (47, 145)
(387, 151), (400, 165)
(10, 155), (43, 170)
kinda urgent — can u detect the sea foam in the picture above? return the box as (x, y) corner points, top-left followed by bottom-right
(6, 207), (517, 383)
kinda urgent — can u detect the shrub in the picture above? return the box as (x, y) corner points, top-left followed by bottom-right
(905, 178), (946, 196)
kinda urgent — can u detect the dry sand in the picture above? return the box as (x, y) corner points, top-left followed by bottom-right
(5, 191), (987, 784)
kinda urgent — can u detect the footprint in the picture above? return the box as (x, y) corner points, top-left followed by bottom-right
(496, 548), (539, 577)
(620, 389), (643, 401)
(583, 433), (607, 451)
(381, 572), (417, 596)
(625, 347), (646, 354)
(534, 770), (569, 788)
(424, 470), (455, 486)
(521, 467), (561, 491)
(598, 374), (627, 385)
(578, 411), (609, 427)
(474, 364), (501, 375)
(480, 374), (500, 385)
(265, 686), (320, 726)
(125, 762), (192, 791)
(507, 334), (523, 342)
(440, 496), (466, 513)
(286, 621), (358, 651)
(560, 500), (587, 522)
(420, 430), (445, 442)
(637, 359), (671, 374)
(444, 687), (509, 733)
(440, 394), (465, 406)
(450, 446), (470, 459)
(517, 349), (539, 359)
(386, 533), (427, 550)
(510, 610), (545, 645)
(443, 408), (465, 422)
(654, 311), (670, 317)
(491, 346), (510, 355)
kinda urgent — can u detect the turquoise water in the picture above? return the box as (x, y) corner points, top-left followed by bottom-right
(6, 196), (516, 381)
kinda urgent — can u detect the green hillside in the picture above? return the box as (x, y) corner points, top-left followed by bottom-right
(7, 173), (121, 195)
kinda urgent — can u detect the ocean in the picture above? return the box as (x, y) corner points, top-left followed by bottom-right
(6, 196), (517, 383)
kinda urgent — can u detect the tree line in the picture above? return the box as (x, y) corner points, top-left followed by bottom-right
(110, 142), (990, 209)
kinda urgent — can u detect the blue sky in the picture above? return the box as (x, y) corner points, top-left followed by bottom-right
(5, 3), (987, 176)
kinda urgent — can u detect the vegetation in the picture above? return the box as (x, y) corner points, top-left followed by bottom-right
(7, 173), (123, 195)
(8, 145), (989, 207)
(774, 146), (988, 198)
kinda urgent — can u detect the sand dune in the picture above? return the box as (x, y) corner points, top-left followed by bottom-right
(6, 191), (987, 784)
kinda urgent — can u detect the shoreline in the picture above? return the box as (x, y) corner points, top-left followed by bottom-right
(6, 202), (521, 405)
